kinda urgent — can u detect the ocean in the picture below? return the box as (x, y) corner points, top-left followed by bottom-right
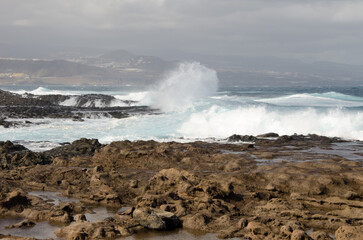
(1, 62), (363, 151)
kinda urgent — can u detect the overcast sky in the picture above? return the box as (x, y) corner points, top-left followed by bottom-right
(0, 0), (363, 64)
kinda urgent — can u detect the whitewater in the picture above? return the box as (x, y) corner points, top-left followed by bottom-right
(1, 62), (363, 150)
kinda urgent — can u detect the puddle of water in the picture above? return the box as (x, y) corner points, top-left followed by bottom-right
(118, 206), (132, 213)
(254, 157), (321, 166)
(85, 206), (119, 223)
(28, 191), (79, 206)
(289, 142), (363, 162)
(122, 228), (241, 240)
(0, 218), (60, 239)
(220, 150), (245, 155)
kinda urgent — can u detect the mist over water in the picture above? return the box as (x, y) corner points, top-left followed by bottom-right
(142, 62), (218, 112)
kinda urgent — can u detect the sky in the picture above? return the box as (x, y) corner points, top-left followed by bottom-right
(0, 0), (363, 64)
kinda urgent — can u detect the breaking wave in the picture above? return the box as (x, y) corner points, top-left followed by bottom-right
(142, 62), (218, 112)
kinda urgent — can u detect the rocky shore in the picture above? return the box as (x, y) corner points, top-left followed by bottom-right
(0, 134), (362, 239)
(0, 89), (157, 128)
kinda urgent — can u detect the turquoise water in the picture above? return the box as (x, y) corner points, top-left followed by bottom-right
(1, 85), (362, 148)
(1, 61), (363, 147)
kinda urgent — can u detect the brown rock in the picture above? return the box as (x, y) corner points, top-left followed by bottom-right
(335, 226), (363, 240)
(129, 180), (138, 188)
(0, 191), (30, 212)
(309, 231), (333, 240)
(246, 221), (270, 237)
(182, 213), (210, 230)
(291, 229), (312, 240)
(4, 219), (35, 229)
(74, 214), (87, 222)
(132, 208), (180, 230)
(49, 212), (72, 224)
(223, 160), (242, 172)
(280, 225), (293, 238)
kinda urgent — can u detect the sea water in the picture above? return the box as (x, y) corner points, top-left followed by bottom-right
(1, 62), (363, 151)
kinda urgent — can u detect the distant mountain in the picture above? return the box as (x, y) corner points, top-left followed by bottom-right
(100, 49), (136, 62)
(77, 49), (176, 73)
(197, 55), (363, 87)
(0, 48), (362, 87)
(0, 59), (105, 77)
(0, 50), (178, 86)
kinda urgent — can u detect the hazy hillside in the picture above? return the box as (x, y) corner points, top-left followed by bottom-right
(0, 59), (106, 77)
(0, 48), (362, 87)
(0, 50), (176, 86)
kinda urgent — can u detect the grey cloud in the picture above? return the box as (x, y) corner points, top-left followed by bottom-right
(0, 0), (362, 64)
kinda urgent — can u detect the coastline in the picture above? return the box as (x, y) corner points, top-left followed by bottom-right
(0, 135), (362, 239)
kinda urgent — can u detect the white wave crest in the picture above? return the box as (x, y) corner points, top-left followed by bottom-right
(142, 62), (218, 112)
(114, 91), (148, 102)
(59, 96), (128, 107)
(257, 93), (363, 107)
(11, 87), (80, 96)
(179, 105), (363, 140)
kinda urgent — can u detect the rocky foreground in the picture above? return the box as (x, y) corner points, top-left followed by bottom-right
(0, 134), (362, 239)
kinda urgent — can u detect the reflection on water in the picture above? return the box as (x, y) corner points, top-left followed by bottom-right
(85, 206), (119, 223)
(28, 191), (79, 206)
(122, 228), (240, 240)
(0, 218), (59, 239)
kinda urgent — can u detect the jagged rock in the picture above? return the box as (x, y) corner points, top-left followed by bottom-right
(257, 132), (279, 138)
(182, 213), (210, 230)
(129, 180), (138, 188)
(49, 212), (73, 224)
(0, 137), (362, 239)
(43, 138), (102, 159)
(309, 231), (333, 240)
(132, 208), (181, 230)
(223, 160), (242, 172)
(245, 221), (270, 237)
(0, 144), (48, 169)
(4, 219), (35, 229)
(0, 141), (28, 154)
(74, 214), (87, 222)
(227, 134), (256, 142)
(0, 191), (30, 212)
(335, 226), (363, 240)
(291, 229), (312, 240)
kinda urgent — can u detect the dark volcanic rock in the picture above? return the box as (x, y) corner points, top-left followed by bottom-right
(4, 219), (35, 229)
(0, 89), (52, 106)
(0, 89), (157, 127)
(43, 138), (102, 159)
(257, 132), (279, 138)
(132, 208), (181, 230)
(0, 141), (28, 154)
(0, 191), (30, 212)
(0, 141), (49, 169)
(0, 118), (17, 128)
(228, 134), (257, 142)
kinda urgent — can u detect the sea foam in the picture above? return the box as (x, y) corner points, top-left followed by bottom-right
(179, 105), (363, 140)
